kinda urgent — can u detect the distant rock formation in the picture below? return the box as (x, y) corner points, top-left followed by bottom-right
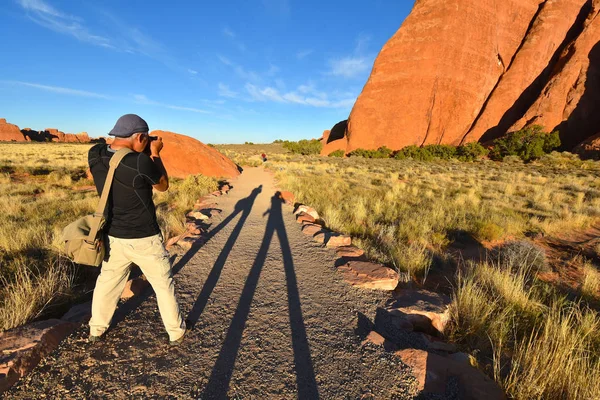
(151, 130), (241, 179)
(320, 121), (349, 156)
(333, 0), (600, 153)
(0, 118), (26, 142)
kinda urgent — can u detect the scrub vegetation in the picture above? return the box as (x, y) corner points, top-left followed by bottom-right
(0, 143), (217, 331)
(220, 143), (600, 399)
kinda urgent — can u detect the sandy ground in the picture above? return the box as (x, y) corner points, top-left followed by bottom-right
(6, 167), (425, 399)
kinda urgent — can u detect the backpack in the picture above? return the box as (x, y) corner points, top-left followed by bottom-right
(61, 148), (133, 266)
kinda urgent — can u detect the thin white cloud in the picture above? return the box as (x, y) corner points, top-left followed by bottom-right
(328, 56), (371, 78)
(222, 27), (235, 38)
(188, 69), (198, 75)
(245, 83), (355, 108)
(218, 83), (238, 98)
(327, 33), (374, 79)
(17, 0), (112, 48)
(133, 94), (211, 114)
(3, 80), (112, 99)
(217, 55), (260, 81)
(296, 49), (313, 60)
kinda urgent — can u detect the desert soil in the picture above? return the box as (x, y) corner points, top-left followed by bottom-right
(6, 167), (426, 400)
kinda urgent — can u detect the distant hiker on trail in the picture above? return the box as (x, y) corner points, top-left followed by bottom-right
(87, 114), (187, 346)
(261, 153), (267, 162)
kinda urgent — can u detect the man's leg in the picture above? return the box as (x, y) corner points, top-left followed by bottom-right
(126, 234), (185, 342)
(89, 236), (132, 337)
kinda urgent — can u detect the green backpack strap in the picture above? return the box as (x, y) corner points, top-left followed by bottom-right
(86, 148), (134, 242)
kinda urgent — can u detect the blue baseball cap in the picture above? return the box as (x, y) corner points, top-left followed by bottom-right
(108, 114), (149, 137)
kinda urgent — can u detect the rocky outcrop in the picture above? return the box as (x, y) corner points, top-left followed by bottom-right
(320, 121), (348, 156)
(335, 0), (600, 152)
(151, 130), (240, 179)
(0, 119), (26, 142)
(511, 1), (600, 149)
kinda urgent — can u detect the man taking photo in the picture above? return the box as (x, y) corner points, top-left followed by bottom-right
(87, 114), (186, 346)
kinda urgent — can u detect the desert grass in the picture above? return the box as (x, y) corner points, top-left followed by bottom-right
(269, 155), (600, 282)
(0, 143), (218, 331)
(449, 260), (600, 399)
(256, 150), (600, 398)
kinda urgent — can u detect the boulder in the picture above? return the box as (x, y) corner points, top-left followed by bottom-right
(335, 245), (365, 259)
(296, 212), (315, 224)
(374, 308), (414, 344)
(151, 130), (240, 179)
(187, 211), (209, 221)
(360, 330), (399, 352)
(337, 260), (399, 291)
(574, 131), (600, 159)
(0, 319), (77, 393)
(301, 223), (324, 236)
(386, 289), (451, 335)
(395, 349), (505, 400)
(278, 191), (295, 205)
(320, 123), (348, 156)
(0, 118), (25, 142)
(325, 234), (352, 248)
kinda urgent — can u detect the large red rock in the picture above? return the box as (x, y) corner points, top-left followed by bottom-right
(339, 0), (600, 152)
(511, 1), (600, 149)
(346, 0), (543, 152)
(47, 129), (91, 143)
(150, 130), (240, 179)
(0, 118), (25, 142)
(462, 0), (590, 144)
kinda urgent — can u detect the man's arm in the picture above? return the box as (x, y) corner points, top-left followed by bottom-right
(149, 137), (169, 192)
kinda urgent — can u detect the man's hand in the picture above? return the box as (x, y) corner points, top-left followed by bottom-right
(150, 136), (164, 157)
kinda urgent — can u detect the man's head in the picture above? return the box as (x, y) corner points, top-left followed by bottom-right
(109, 114), (150, 152)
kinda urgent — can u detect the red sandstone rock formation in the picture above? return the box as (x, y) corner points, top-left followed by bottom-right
(511, 1), (600, 149)
(335, 0), (600, 152)
(150, 130), (240, 179)
(0, 118), (26, 142)
(47, 129), (91, 143)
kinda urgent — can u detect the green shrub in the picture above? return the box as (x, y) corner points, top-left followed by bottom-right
(282, 139), (323, 155)
(490, 126), (561, 162)
(393, 145), (433, 161)
(457, 142), (489, 161)
(328, 150), (345, 157)
(349, 146), (393, 159)
(423, 144), (458, 160)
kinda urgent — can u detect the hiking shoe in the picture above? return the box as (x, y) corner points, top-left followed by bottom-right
(169, 320), (191, 346)
(88, 334), (103, 344)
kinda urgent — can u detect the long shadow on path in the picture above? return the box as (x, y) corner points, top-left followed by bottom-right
(186, 185), (262, 326)
(111, 186), (262, 329)
(202, 192), (319, 399)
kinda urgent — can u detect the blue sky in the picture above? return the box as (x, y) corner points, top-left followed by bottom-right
(0, 0), (413, 143)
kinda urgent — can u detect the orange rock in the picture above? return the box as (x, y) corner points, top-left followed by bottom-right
(395, 349), (505, 400)
(338, 261), (399, 291)
(347, 0), (543, 152)
(335, 246), (365, 258)
(296, 212), (315, 224)
(387, 290), (451, 335)
(511, 3), (600, 149)
(0, 319), (77, 393)
(325, 234), (351, 248)
(121, 276), (150, 299)
(0, 118), (25, 142)
(320, 121), (348, 156)
(151, 130), (240, 179)
(574, 132), (600, 159)
(278, 191), (295, 205)
(301, 223), (324, 236)
(462, 0), (590, 144)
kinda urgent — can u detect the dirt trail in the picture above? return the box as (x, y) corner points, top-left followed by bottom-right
(6, 167), (422, 399)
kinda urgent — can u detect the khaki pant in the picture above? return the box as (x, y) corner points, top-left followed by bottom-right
(89, 234), (186, 342)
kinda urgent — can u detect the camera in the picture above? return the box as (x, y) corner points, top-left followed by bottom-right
(148, 135), (158, 142)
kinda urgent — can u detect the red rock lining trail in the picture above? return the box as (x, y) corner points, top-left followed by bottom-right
(6, 167), (429, 399)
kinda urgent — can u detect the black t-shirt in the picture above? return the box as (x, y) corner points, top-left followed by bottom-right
(88, 144), (162, 239)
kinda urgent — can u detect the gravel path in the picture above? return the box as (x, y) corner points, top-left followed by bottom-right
(6, 167), (421, 399)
